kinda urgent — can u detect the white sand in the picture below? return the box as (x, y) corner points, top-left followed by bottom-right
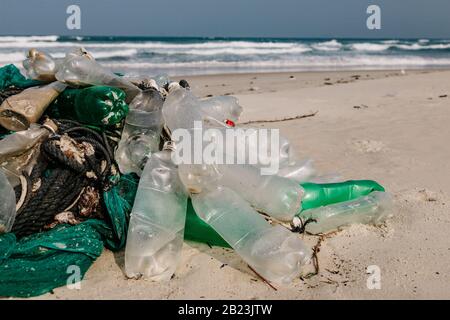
(37, 69), (450, 299)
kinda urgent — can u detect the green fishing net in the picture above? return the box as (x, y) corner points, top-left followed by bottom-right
(0, 174), (137, 298)
(0, 220), (106, 298)
(0, 64), (42, 90)
(103, 174), (139, 250)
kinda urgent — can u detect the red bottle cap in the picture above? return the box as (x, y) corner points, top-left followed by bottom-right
(225, 119), (235, 127)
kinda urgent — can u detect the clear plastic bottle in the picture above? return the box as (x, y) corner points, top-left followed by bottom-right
(217, 164), (304, 221)
(23, 47), (94, 82)
(162, 86), (243, 131)
(22, 49), (59, 82)
(190, 186), (311, 284)
(55, 55), (140, 103)
(298, 191), (393, 234)
(125, 150), (187, 280)
(115, 89), (165, 175)
(0, 170), (16, 234)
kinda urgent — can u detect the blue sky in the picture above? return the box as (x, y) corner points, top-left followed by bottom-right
(1, 0), (449, 38)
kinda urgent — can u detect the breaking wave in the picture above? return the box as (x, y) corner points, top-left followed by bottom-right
(1, 36), (450, 76)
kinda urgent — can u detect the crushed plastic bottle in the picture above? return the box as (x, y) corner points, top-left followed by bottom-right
(218, 164), (304, 221)
(162, 86), (243, 131)
(115, 109), (163, 175)
(190, 186), (311, 284)
(22, 49), (59, 82)
(55, 54), (140, 103)
(125, 149), (187, 280)
(0, 170), (16, 234)
(0, 81), (66, 131)
(298, 191), (393, 234)
(115, 89), (165, 175)
(50, 86), (129, 126)
(179, 163), (303, 221)
(23, 47), (94, 82)
(129, 88), (164, 112)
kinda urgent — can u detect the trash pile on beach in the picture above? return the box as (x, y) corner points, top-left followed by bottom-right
(0, 48), (392, 297)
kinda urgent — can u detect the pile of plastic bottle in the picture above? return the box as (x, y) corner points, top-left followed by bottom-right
(0, 47), (393, 287)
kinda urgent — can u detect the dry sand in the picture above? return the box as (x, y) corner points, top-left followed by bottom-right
(36, 69), (450, 300)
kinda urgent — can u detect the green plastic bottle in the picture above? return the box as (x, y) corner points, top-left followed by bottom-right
(183, 180), (385, 247)
(49, 86), (129, 126)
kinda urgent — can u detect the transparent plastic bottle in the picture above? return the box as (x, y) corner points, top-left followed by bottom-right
(162, 86), (243, 131)
(298, 191), (393, 234)
(125, 150), (187, 281)
(217, 164), (304, 221)
(0, 170), (16, 234)
(115, 109), (163, 175)
(191, 186), (311, 284)
(23, 47), (93, 82)
(115, 89), (165, 175)
(22, 49), (59, 82)
(129, 88), (164, 112)
(55, 55), (140, 103)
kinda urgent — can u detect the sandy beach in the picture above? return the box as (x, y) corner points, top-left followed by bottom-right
(32, 68), (450, 300)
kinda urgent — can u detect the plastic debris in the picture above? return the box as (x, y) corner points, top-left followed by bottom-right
(23, 49), (60, 82)
(0, 81), (66, 131)
(23, 48), (93, 83)
(191, 185), (311, 284)
(125, 150), (187, 280)
(55, 54), (140, 103)
(179, 163), (304, 221)
(300, 180), (385, 211)
(115, 89), (164, 175)
(0, 45), (394, 297)
(184, 198), (230, 248)
(49, 86), (129, 126)
(162, 86), (243, 131)
(298, 191), (393, 234)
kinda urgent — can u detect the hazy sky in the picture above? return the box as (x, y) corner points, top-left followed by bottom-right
(1, 0), (449, 38)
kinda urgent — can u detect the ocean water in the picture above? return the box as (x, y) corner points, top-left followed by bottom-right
(1, 36), (450, 76)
